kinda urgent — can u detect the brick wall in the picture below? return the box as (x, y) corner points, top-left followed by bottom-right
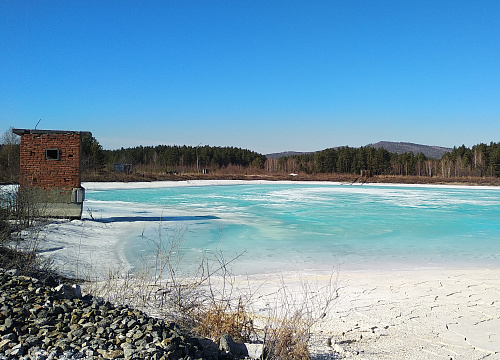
(19, 133), (82, 190)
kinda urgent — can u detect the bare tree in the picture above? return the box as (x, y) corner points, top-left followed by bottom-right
(0, 127), (20, 183)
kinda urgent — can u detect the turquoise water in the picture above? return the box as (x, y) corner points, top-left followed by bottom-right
(85, 182), (500, 274)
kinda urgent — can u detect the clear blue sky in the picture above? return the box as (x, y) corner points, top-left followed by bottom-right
(1, 1), (499, 154)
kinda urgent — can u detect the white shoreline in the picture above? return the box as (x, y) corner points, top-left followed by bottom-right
(218, 267), (500, 359)
(83, 179), (500, 191)
(294, 268), (500, 359)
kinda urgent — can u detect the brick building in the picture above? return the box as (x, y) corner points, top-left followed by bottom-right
(13, 129), (91, 219)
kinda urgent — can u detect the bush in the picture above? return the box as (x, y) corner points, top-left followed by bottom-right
(265, 312), (310, 360)
(256, 274), (338, 360)
(84, 224), (339, 359)
(0, 185), (54, 279)
(194, 298), (256, 344)
(0, 186), (15, 244)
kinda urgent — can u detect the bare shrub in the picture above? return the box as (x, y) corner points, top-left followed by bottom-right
(260, 273), (339, 360)
(14, 186), (48, 229)
(0, 127), (20, 184)
(265, 312), (310, 360)
(0, 185), (55, 278)
(0, 188), (12, 244)
(194, 297), (256, 343)
(85, 220), (338, 359)
(0, 185), (48, 231)
(84, 222), (236, 326)
(0, 242), (54, 277)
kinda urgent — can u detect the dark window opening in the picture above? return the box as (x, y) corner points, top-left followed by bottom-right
(46, 149), (60, 160)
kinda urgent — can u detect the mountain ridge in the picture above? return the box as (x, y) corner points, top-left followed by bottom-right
(368, 141), (452, 159)
(266, 141), (453, 159)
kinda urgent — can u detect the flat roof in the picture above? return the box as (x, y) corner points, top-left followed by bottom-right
(12, 129), (92, 137)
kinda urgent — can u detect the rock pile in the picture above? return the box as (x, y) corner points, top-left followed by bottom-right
(0, 268), (252, 360)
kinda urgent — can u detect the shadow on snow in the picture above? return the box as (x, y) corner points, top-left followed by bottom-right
(86, 215), (220, 223)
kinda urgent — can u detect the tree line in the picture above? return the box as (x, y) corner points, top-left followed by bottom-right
(100, 144), (267, 173)
(1, 126), (500, 181)
(96, 141), (500, 178)
(265, 142), (500, 178)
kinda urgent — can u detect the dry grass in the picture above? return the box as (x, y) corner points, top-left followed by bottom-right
(84, 223), (242, 327)
(194, 298), (256, 343)
(65, 216), (339, 360)
(86, 264), (339, 360)
(0, 186), (16, 244)
(265, 312), (311, 360)
(0, 186), (71, 284)
(84, 229), (339, 359)
(257, 273), (338, 360)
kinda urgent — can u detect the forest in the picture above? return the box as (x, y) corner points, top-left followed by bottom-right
(265, 143), (500, 178)
(102, 144), (267, 174)
(81, 139), (500, 179)
(1, 126), (500, 183)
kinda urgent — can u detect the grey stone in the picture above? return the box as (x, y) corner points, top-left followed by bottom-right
(47, 349), (59, 360)
(3, 317), (13, 329)
(245, 343), (264, 359)
(123, 346), (136, 359)
(132, 329), (144, 340)
(72, 284), (82, 299)
(9, 342), (26, 356)
(1, 333), (16, 341)
(53, 284), (75, 299)
(0, 339), (11, 352)
(6, 269), (18, 277)
(0, 269), (222, 360)
(219, 333), (248, 356)
(127, 319), (137, 329)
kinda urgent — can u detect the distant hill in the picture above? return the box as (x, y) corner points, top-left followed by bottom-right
(266, 151), (312, 159)
(367, 141), (452, 159)
(267, 142), (452, 160)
